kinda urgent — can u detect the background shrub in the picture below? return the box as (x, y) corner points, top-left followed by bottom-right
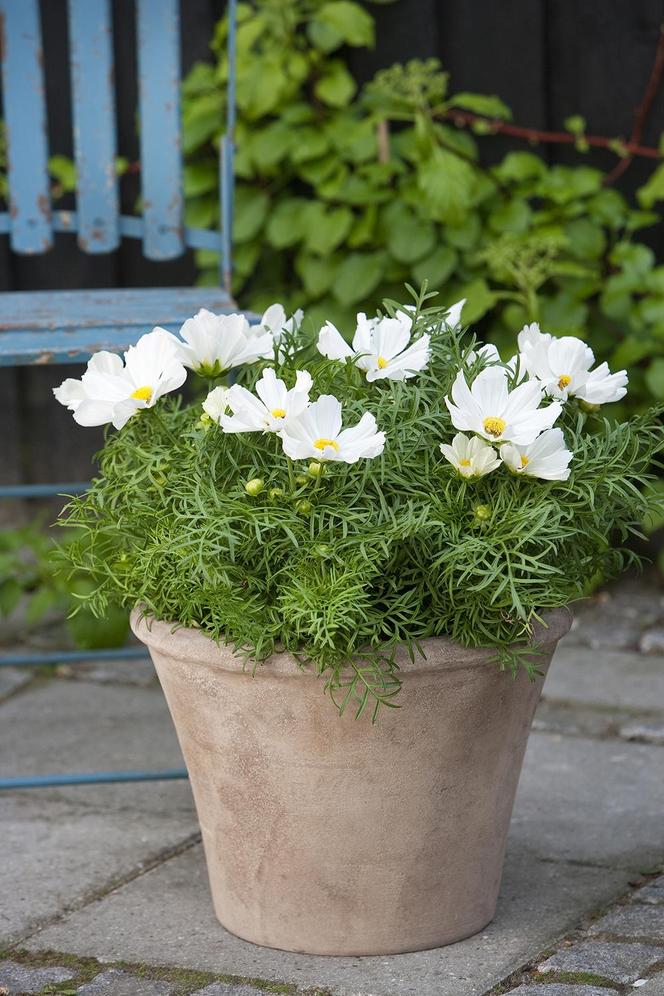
(182, 0), (664, 415)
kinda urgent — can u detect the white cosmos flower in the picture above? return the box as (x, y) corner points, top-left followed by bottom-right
(317, 311), (430, 382)
(202, 386), (231, 423)
(445, 366), (562, 445)
(177, 309), (273, 376)
(219, 369), (313, 434)
(517, 322), (552, 353)
(259, 303), (304, 339)
(280, 395), (385, 463)
(442, 298), (466, 328)
(53, 328), (186, 430)
(440, 432), (500, 479)
(575, 363), (628, 405)
(517, 325), (627, 404)
(500, 428), (573, 481)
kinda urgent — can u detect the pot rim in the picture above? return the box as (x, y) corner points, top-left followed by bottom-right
(130, 605), (572, 677)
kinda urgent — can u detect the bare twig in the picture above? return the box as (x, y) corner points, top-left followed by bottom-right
(604, 24), (664, 184)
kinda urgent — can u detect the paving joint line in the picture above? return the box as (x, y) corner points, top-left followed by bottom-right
(8, 830), (202, 950)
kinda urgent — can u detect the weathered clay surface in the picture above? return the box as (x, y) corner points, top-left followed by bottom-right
(131, 608), (571, 957)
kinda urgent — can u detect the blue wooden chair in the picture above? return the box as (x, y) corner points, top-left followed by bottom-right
(0, 0), (239, 789)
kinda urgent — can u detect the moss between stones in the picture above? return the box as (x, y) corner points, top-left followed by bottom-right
(1, 948), (330, 996)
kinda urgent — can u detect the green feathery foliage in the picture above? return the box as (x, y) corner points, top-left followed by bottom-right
(55, 291), (664, 719)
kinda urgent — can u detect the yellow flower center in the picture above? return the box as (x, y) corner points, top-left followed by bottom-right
(459, 458), (471, 467)
(130, 385), (153, 402)
(483, 416), (506, 438)
(270, 407), (287, 418)
(377, 356), (388, 369)
(521, 455), (529, 467)
(558, 374), (572, 390)
(313, 438), (339, 452)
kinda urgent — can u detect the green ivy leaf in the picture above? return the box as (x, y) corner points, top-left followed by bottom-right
(296, 252), (337, 297)
(564, 218), (606, 260)
(233, 188), (269, 243)
(183, 161), (218, 197)
(314, 60), (357, 107)
(315, 1), (375, 47)
(456, 278), (497, 323)
(412, 245), (457, 289)
(417, 149), (475, 224)
(307, 18), (345, 53)
(645, 357), (664, 399)
(637, 163), (664, 209)
(67, 603), (129, 650)
(333, 251), (387, 304)
(493, 152), (546, 182)
(0, 578), (22, 617)
(249, 121), (295, 167)
(540, 291), (588, 334)
(382, 202), (436, 263)
(49, 155), (77, 192)
(610, 242), (655, 279)
(182, 92), (222, 153)
(303, 203), (354, 255)
(290, 127), (330, 164)
(265, 198), (308, 248)
(489, 199), (532, 234)
(447, 92), (511, 120)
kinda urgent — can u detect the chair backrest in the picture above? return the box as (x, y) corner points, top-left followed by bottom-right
(0, 0), (237, 291)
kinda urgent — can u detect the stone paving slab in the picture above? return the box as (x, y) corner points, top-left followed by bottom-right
(545, 644), (664, 712)
(588, 903), (664, 939)
(0, 680), (197, 944)
(77, 968), (177, 994)
(509, 732), (664, 869)
(507, 986), (619, 996)
(640, 970), (664, 994)
(21, 723), (664, 995)
(0, 959), (74, 994)
(537, 939), (664, 984)
(24, 845), (631, 996)
(0, 665), (31, 701)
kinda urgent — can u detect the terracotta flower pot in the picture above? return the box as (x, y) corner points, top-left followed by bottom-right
(131, 607), (571, 956)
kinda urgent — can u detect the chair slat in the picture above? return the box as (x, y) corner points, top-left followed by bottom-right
(135, 0), (184, 260)
(0, 0), (52, 253)
(67, 0), (119, 253)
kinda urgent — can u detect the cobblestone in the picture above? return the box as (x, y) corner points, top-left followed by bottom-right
(537, 940), (663, 984)
(506, 986), (618, 996)
(632, 885), (664, 905)
(77, 969), (176, 994)
(636, 968), (664, 993)
(588, 903), (664, 939)
(191, 984), (277, 995)
(619, 720), (664, 745)
(0, 959), (74, 994)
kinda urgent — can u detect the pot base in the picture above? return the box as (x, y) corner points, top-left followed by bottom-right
(131, 607), (571, 957)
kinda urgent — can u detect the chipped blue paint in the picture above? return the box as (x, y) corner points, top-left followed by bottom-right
(0, 213), (224, 252)
(67, 0), (120, 253)
(0, 287), (257, 365)
(136, 0), (185, 260)
(0, 0), (52, 253)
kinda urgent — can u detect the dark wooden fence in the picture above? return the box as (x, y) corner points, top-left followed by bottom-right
(2, 0), (663, 492)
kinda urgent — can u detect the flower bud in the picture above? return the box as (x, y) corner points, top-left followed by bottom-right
(473, 503), (492, 522)
(245, 478), (264, 497)
(268, 487), (285, 501)
(295, 474), (310, 488)
(296, 499), (313, 515)
(308, 461), (324, 478)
